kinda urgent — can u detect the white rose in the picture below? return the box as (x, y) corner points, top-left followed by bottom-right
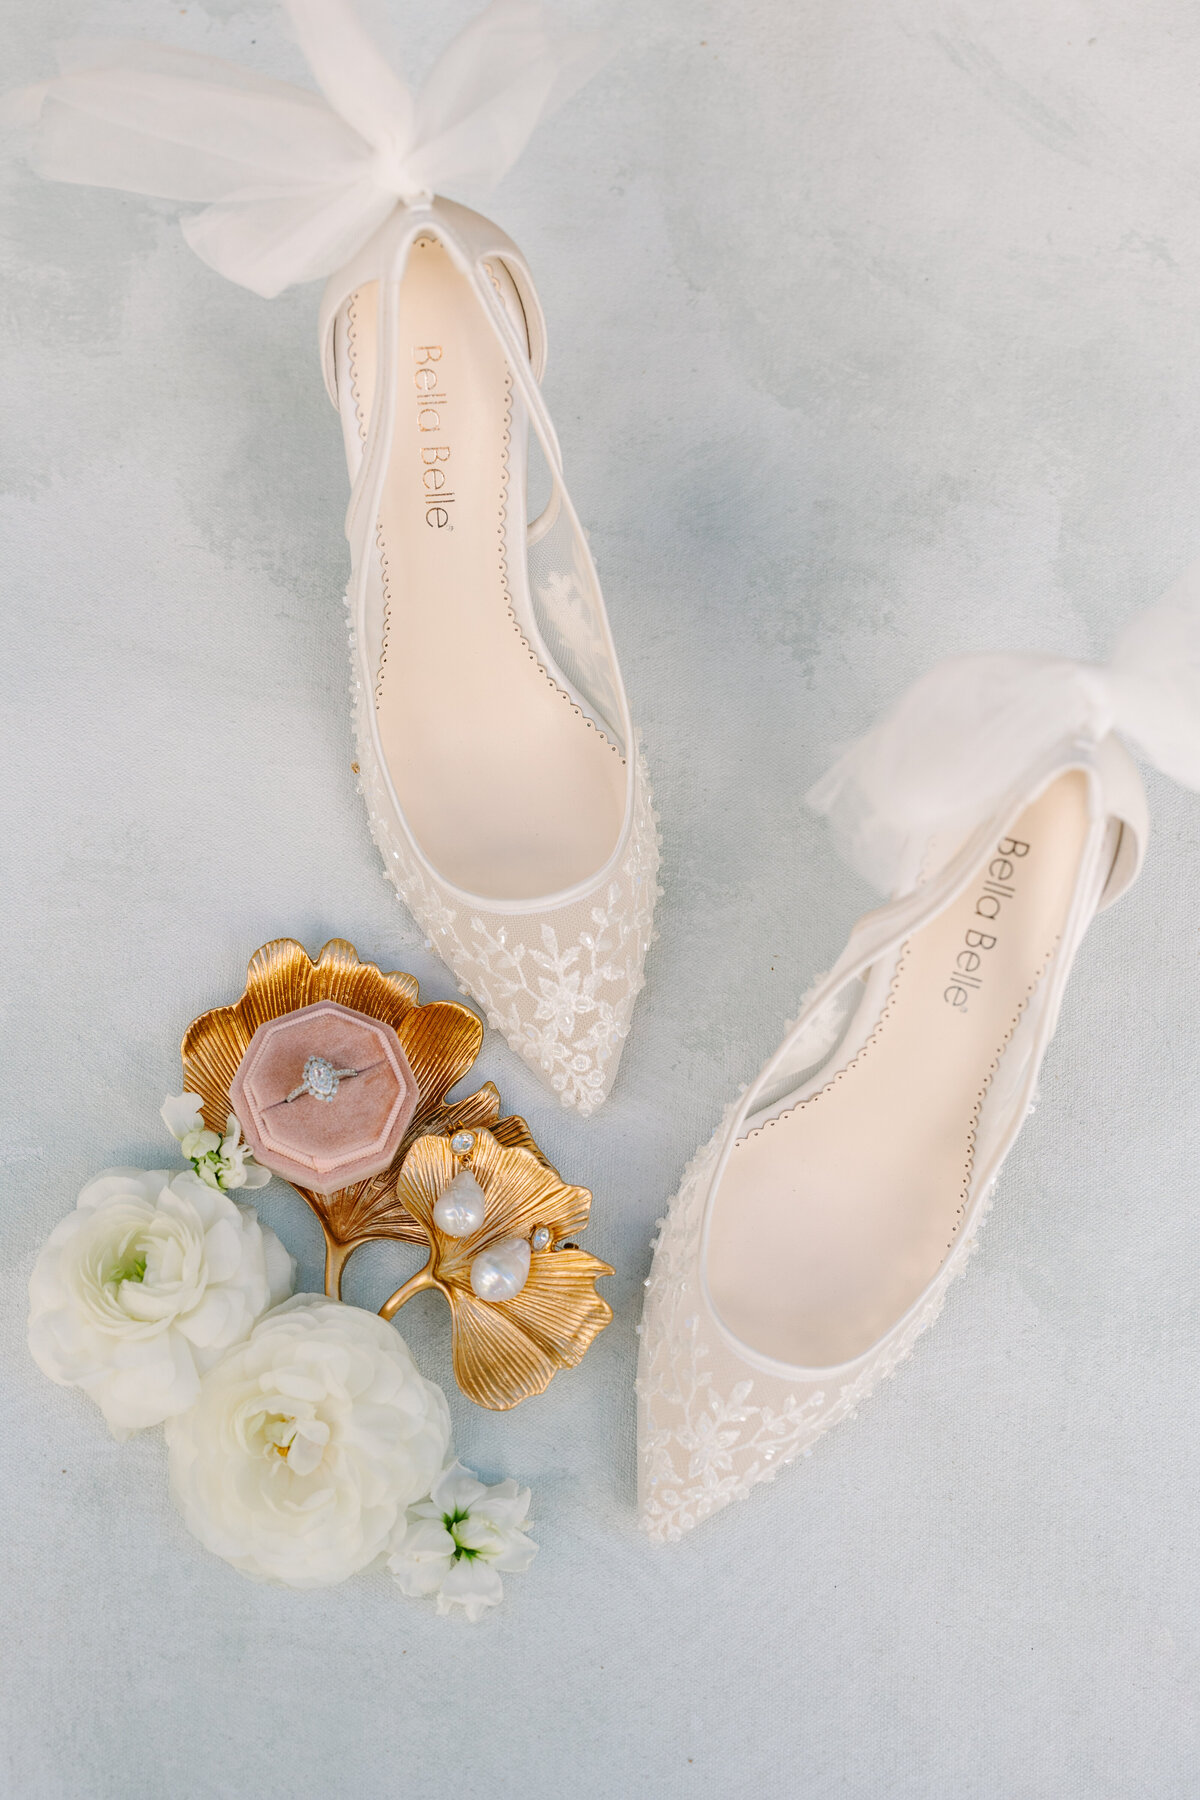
(165, 1297), (452, 1588)
(28, 1167), (295, 1438)
(388, 1461), (538, 1621)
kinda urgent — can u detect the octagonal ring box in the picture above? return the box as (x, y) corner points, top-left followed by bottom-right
(229, 1000), (419, 1194)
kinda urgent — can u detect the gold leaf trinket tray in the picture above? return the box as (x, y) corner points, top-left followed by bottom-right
(180, 937), (612, 1410)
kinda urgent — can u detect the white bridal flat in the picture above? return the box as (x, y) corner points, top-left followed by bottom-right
(8, 0), (659, 1115)
(637, 566), (1200, 1541)
(323, 195), (658, 1115)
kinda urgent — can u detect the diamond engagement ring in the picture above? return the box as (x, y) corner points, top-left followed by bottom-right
(284, 1055), (363, 1104)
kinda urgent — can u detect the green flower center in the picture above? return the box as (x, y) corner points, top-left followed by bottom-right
(113, 1254), (147, 1285)
(444, 1508), (478, 1561)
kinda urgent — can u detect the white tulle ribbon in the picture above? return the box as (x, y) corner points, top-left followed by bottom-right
(808, 560), (1200, 889)
(1, 0), (608, 298)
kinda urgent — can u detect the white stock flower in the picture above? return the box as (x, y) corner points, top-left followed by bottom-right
(28, 1167), (295, 1438)
(160, 1093), (270, 1192)
(388, 1460), (538, 1621)
(165, 1297), (451, 1588)
(161, 1092), (207, 1143)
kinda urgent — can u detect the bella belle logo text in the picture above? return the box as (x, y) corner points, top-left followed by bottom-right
(414, 344), (454, 529)
(943, 835), (1030, 1010)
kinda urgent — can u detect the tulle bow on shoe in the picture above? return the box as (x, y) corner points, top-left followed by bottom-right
(808, 560), (1200, 889)
(2, 0), (607, 297)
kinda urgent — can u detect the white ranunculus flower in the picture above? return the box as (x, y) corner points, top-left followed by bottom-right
(388, 1460), (538, 1621)
(165, 1297), (452, 1588)
(160, 1092), (270, 1192)
(28, 1167), (295, 1438)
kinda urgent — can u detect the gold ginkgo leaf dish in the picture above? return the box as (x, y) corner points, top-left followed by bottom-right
(382, 1127), (613, 1410)
(182, 937), (543, 1295)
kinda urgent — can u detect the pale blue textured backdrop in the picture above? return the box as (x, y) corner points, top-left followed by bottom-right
(2, 3), (1200, 1796)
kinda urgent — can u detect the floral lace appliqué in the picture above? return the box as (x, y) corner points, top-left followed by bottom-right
(636, 1096), (995, 1542)
(347, 599), (660, 1115)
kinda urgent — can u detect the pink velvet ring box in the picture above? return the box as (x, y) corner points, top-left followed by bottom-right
(229, 999), (420, 1194)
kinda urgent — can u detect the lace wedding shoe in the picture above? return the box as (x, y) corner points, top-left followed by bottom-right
(6, 0), (659, 1116)
(637, 565), (1200, 1541)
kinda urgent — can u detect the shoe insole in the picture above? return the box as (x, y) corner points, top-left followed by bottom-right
(345, 237), (626, 900)
(707, 771), (1092, 1368)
